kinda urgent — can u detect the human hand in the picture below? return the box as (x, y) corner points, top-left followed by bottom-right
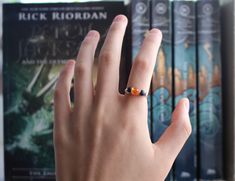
(54, 15), (191, 181)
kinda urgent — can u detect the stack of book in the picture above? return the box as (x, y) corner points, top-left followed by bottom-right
(131, 0), (223, 180)
(2, 0), (229, 180)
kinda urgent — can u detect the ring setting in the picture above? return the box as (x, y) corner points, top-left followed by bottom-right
(125, 87), (147, 96)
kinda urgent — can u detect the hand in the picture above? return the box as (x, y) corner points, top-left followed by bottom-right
(54, 15), (191, 181)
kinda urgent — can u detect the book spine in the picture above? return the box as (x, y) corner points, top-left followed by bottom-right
(131, 0), (150, 59)
(173, 1), (197, 180)
(131, 0), (151, 133)
(197, 0), (223, 180)
(151, 0), (173, 180)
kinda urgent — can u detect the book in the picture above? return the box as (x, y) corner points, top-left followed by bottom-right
(131, 0), (151, 133)
(173, 1), (197, 180)
(151, 0), (173, 180)
(197, 0), (223, 180)
(131, 0), (150, 59)
(220, 0), (235, 180)
(3, 2), (127, 180)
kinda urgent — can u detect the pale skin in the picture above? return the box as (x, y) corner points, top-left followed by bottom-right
(54, 15), (192, 181)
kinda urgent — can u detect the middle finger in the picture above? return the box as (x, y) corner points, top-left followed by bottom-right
(96, 15), (128, 99)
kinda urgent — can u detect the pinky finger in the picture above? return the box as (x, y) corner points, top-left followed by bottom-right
(54, 60), (75, 128)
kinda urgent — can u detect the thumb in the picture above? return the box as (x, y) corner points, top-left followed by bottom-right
(154, 98), (192, 171)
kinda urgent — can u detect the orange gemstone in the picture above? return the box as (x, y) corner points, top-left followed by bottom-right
(131, 87), (140, 96)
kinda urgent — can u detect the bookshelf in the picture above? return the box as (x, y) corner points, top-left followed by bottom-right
(0, 0), (234, 180)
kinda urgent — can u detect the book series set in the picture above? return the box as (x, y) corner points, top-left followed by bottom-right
(131, 0), (223, 180)
(2, 0), (223, 180)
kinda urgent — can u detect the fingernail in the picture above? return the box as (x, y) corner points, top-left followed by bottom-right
(184, 98), (190, 113)
(113, 15), (127, 22)
(66, 60), (75, 68)
(149, 28), (161, 35)
(86, 30), (99, 38)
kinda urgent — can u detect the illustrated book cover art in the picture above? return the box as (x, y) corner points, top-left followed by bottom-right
(151, 0), (173, 180)
(197, 0), (223, 180)
(173, 1), (197, 180)
(131, 0), (152, 133)
(3, 2), (127, 180)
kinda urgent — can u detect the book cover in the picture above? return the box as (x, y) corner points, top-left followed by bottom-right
(198, 0), (223, 180)
(131, 0), (151, 133)
(3, 2), (127, 180)
(173, 1), (197, 180)
(151, 0), (173, 180)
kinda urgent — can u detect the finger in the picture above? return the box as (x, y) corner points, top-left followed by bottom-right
(96, 15), (128, 98)
(74, 30), (100, 111)
(54, 60), (75, 126)
(154, 98), (192, 170)
(127, 29), (162, 96)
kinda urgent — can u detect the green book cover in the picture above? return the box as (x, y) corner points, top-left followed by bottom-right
(3, 2), (127, 180)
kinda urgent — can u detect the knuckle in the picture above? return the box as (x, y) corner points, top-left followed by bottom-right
(134, 56), (150, 73)
(183, 118), (192, 136)
(99, 51), (113, 65)
(54, 69), (70, 93)
(174, 115), (192, 137)
(54, 85), (63, 99)
(75, 62), (87, 77)
(59, 66), (70, 79)
(172, 111), (192, 137)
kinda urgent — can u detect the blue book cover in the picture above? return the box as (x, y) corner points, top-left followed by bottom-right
(197, 0), (223, 180)
(131, 0), (150, 59)
(151, 0), (173, 180)
(173, 1), (197, 180)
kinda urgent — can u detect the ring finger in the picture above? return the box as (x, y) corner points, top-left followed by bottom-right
(126, 29), (162, 99)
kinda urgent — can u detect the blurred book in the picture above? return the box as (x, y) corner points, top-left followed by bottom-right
(173, 1), (197, 180)
(150, 0), (173, 180)
(131, 0), (152, 133)
(1, 0), (232, 181)
(197, 0), (223, 180)
(3, 2), (128, 180)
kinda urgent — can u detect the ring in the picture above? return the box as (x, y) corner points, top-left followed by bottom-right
(125, 87), (147, 96)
